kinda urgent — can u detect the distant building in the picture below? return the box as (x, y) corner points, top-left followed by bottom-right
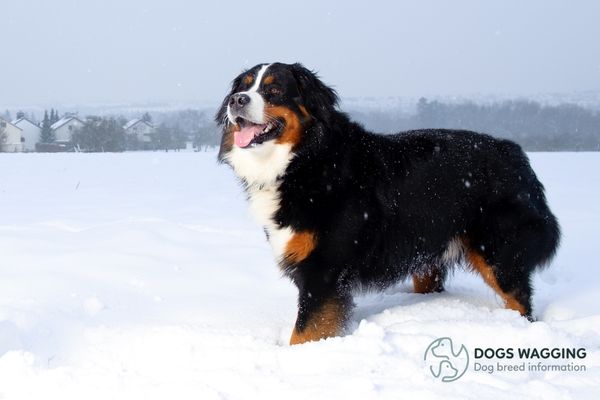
(124, 118), (155, 143)
(51, 116), (85, 143)
(0, 117), (23, 152)
(12, 117), (40, 151)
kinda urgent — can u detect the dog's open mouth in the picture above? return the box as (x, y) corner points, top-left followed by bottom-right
(233, 117), (282, 148)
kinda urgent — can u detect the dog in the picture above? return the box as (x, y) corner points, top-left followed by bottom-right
(216, 62), (560, 345)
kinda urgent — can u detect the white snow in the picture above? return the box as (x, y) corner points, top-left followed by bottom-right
(0, 151), (599, 399)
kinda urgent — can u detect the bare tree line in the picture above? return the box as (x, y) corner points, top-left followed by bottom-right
(349, 98), (600, 151)
(4, 98), (599, 152)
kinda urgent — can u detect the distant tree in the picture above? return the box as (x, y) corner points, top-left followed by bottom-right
(156, 109), (220, 150)
(171, 124), (188, 150)
(72, 116), (126, 152)
(151, 123), (174, 151)
(39, 110), (55, 143)
(125, 131), (142, 151)
(120, 117), (142, 151)
(193, 123), (220, 151)
(0, 120), (6, 146)
(50, 109), (60, 124)
(175, 109), (205, 133)
(141, 112), (153, 124)
(406, 98), (600, 151)
(16, 110), (25, 120)
(416, 97), (446, 128)
(2, 110), (11, 121)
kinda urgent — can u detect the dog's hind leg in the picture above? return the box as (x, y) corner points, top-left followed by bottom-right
(466, 249), (532, 319)
(413, 266), (446, 294)
(466, 197), (559, 320)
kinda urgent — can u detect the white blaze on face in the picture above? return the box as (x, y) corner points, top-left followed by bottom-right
(248, 63), (271, 93)
(226, 63), (271, 124)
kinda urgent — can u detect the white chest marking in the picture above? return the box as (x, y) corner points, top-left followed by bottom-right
(224, 138), (296, 261)
(246, 183), (293, 262)
(225, 140), (294, 186)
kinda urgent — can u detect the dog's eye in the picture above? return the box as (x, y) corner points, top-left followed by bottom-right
(268, 86), (282, 96)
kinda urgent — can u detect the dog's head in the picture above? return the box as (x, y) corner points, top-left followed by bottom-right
(216, 63), (338, 164)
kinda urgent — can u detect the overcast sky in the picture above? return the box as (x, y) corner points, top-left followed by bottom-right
(1, 0), (599, 107)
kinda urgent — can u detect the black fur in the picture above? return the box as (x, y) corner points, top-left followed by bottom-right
(217, 63), (560, 339)
(289, 63), (339, 122)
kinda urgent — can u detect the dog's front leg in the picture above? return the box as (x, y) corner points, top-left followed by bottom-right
(289, 282), (351, 345)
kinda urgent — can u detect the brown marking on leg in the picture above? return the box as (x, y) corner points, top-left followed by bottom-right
(466, 250), (527, 315)
(413, 268), (444, 293)
(289, 298), (345, 345)
(284, 231), (316, 263)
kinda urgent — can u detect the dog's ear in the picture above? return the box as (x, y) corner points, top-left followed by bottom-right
(215, 74), (243, 126)
(290, 63), (338, 121)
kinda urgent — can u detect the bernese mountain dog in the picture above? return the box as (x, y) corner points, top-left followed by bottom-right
(216, 62), (560, 345)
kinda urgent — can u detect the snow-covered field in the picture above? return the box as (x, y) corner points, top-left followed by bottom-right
(0, 151), (599, 399)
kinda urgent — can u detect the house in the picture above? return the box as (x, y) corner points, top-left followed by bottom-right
(124, 118), (154, 143)
(51, 116), (85, 143)
(12, 117), (40, 151)
(0, 117), (23, 152)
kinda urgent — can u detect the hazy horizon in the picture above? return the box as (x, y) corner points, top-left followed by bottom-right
(1, 0), (599, 108)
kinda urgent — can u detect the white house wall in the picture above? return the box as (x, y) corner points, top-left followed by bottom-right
(134, 124), (154, 142)
(0, 121), (23, 152)
(14, 120), (41, 151)
(125, 122), (154, 143)
(54, 120), (84, 142)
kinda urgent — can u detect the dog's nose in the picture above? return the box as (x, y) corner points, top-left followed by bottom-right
(229, 93), (251, 108)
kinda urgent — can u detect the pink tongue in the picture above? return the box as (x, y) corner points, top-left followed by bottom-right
(234, 125), (264, 147)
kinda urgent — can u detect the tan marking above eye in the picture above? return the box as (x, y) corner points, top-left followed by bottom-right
(263, 75), (274, 85)
(243, 75), (254, 85)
